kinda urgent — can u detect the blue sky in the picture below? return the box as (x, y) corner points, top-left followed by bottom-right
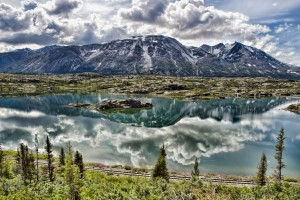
(1, 0), (300, 66)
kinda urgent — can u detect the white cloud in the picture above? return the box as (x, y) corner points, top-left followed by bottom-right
(275, 23), (292, 33)
(119, 0), (270, 43)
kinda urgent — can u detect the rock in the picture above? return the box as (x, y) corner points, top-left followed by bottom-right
(286, 104), (300, 114)
(132, 90), (149, 94)
(166, 84), (186, 90)
(95, 99), (153, 110)
(67, 103), (91, 108)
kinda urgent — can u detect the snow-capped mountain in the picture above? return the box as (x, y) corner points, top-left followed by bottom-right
(0, 35), (299, 79)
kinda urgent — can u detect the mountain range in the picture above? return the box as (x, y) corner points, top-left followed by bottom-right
(0, 35), (300, 79)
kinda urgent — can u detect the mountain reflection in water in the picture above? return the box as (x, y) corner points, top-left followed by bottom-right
(0, 94), (299, 177)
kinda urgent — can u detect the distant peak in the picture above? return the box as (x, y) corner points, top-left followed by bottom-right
(214, 43), (225, 48)
(13, 48), (32, 52)
(233, 41), (243, 46)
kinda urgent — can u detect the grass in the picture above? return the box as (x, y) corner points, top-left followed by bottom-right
(3, 150), (48, 161)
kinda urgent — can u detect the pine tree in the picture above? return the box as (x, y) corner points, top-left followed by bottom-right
(191, 158), (200, 177)
(152, 145), (169, 181)
(34, 134), (39, 183)
(274, 128), (286, 182)
(16, 148), (21, 174)
(0, 144), (4, 177)
(20, 143), (28, 183)
(59, 147), (66, 167)
(74, 150), (84, 179)
(65, 142), (77, 200)
(44, 136), (54, 182)
(28, 151), (36, 183)
(256, 153), (267, 186)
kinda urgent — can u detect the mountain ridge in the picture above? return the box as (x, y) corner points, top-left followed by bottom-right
(0, 35), (299, 79)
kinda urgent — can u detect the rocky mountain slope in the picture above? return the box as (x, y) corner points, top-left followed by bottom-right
(0, 35), (299, 79)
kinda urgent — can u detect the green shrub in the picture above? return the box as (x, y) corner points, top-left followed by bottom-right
(124, 165), (132, 170)
(284, 177), (298, 183)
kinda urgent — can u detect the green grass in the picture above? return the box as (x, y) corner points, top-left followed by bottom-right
(1, 170), (300, 200)
(284, 177), (299, 183)
(3, 150), (48, 160)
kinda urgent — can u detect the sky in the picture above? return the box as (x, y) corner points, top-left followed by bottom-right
(1, 0), (300, 66)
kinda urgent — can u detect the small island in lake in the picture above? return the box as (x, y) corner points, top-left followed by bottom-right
(286, 103), (300, 114)
(67, 99), (153, 112)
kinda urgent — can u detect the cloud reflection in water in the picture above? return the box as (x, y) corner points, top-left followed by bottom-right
(0, 95), (299, 176)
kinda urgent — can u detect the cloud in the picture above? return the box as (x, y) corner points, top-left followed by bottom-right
(0, 3), (32, 31)
(119, 0), (168, 23)
(45, 0), (83, 16)
(2, 33), (58, 45)
(0, 2), (120, 46)
(22, 0), (38, 11)
(119, 0), (270, 44)
(275, 23), (292, 33)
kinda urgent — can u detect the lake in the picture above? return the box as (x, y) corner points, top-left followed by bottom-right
(0, 94), (299, 177)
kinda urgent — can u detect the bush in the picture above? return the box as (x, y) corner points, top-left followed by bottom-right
(124, 165), (132, 170)
(284, 177), (298, 183)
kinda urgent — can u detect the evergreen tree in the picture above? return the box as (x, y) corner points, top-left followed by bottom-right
(256, 153), (267, 186)
(34, 134), (39, 183)
(44, 136), (54, 182)
(0, 144), (4, 177)
(20, 143), (28, 183)
(274, 128), (286, 182)
(152, 145), (169, 181)
(65, 142), (77, 200)
(59, 147), (66, 167)
(74, 150), (84, 179)
(28, 151), (36, 183)
(191, 158), (200, 177)
(15, 148), (21, 174)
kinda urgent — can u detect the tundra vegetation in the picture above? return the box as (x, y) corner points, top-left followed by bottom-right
(1, 73), (300, 100)
(0, 129), (299, 199)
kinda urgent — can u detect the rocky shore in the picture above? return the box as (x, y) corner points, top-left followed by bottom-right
(286, 104), (300, 114)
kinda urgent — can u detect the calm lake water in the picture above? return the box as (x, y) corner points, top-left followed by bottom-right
(0, 94), (300, 177)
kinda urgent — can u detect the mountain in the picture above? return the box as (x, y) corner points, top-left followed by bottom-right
(0, 35), (300, 79)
